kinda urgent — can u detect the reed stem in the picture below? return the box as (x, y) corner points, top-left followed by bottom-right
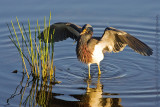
(11, 21), (29, 78)
(8, 12), (55, 80)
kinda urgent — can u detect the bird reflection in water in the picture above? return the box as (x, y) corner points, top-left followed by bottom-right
(74, 75), (123, 107)
(7, 72), (123, 107)
(46, 75), (123, 107)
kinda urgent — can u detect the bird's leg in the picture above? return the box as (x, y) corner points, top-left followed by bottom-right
(97, 63), (101, 75)
(88, 64), (91, 79)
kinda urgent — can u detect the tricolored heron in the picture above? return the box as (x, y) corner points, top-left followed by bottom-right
(40, 22), (153, 78)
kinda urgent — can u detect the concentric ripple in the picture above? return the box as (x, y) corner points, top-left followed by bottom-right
(54, 56), (126, 79)
(53, 49), (145, 81)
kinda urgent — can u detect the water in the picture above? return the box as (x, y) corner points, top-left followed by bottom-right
(0, 0), (160, 107)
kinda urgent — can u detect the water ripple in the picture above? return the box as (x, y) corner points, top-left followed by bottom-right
(0, 16), (159, 107)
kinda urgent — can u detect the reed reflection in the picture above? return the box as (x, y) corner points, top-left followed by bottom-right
(7, 72), (123, 107)
(6, 72), (58, 107)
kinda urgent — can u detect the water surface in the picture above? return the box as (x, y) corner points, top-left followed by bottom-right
(0, 0), (160, 107)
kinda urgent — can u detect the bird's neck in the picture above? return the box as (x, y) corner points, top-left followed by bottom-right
(79, 34), (92, 44)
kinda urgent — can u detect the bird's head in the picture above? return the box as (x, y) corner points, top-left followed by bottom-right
(80, 24), (93, 35)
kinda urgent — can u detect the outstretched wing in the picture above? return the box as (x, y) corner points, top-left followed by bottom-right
(97, 27), (153, 56)
(39, 22), (82, 42)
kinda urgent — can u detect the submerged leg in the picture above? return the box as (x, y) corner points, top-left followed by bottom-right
(88, 64), (91, 78)
(97, 63), (101, 75)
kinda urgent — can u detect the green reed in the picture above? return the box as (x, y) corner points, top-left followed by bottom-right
(8, 12), (55, 79)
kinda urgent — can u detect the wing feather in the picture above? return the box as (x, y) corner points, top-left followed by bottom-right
(39, 22), (82, 42)
(98, 27), (153, 56)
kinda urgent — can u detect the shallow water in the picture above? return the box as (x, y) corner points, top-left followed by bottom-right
(0, 0), (160, 107)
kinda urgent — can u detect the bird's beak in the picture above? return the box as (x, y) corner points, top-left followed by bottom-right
(80, 28), (87, 35)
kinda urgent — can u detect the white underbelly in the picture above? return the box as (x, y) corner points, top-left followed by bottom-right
(92, 44), (104, 64)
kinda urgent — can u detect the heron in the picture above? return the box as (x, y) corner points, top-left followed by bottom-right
(39, 22), (153, 78)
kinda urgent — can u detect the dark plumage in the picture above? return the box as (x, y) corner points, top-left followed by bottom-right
(40, 22), (153, 78)
(39, 22), (82, 42)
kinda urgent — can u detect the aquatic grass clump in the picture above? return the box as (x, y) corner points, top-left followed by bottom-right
(7, 12), (55, 79)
